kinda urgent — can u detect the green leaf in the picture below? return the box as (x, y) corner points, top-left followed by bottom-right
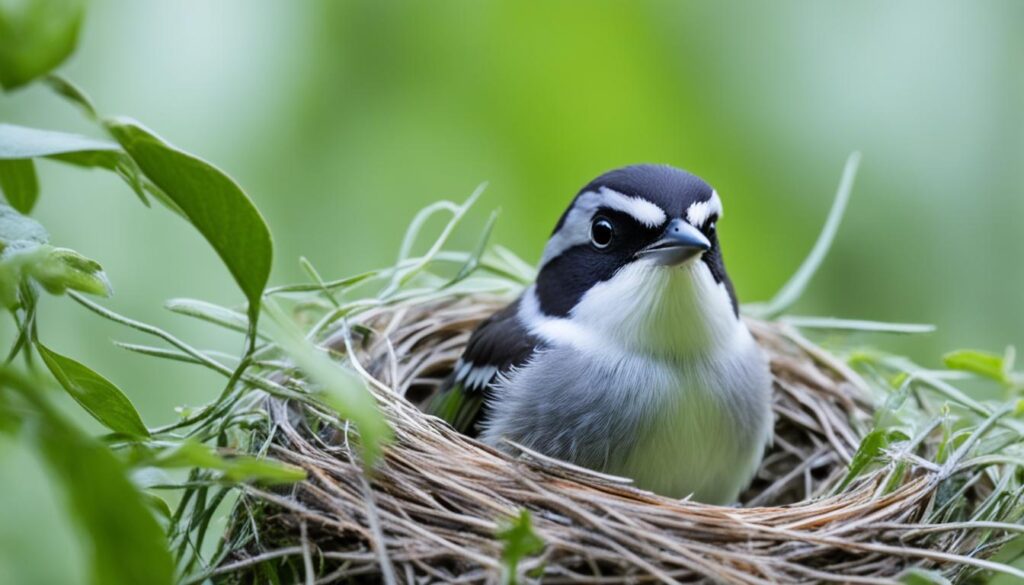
(837, 428), (889, 491)
(36, 342), (149, 437)
(0, 123), (121, 166)
(0, 123), (149, 205)
(38, 417), (173, 585)
(152, 440), (306, 485)
(0, 200), (46, 247)
(497, 509), (544, 585)
(33, 76), (152, 205)
(144, 493), (172, 522)
(0, 367), (173, 585)
(4, 84), (152, 208)
(44, 73), (98, 118)
(882, 459), (908, 494)
(780, 315), (936, 335)
(0, 205), (110, 306)
(0, 0), (85, 90)
(0, 252), (23, 307)
(263, 299), (391, 464)
(448, 208), (500, 286)
(0, 202), (47, 305)
(29, 246), (111, 296)
(898, 568), (953, 585)
(0, 158), (39, 212)
(165, 297), (255, 336)
(943, 349), (1009, 385)
(106, 118), (272, 322)
(889, 371), (910, 389)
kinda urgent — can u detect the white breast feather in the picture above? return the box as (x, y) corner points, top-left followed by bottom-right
(483, 259), (773, 503)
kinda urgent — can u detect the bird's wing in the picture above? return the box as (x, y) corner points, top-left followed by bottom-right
(429, 297), (540, 436)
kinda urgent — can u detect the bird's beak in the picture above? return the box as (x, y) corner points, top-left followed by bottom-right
(639, 219), (711, 266)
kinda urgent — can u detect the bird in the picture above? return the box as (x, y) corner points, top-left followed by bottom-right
(429, 164), (773, 504)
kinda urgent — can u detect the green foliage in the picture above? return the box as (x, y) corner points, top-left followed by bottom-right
(36, 342), (149, 437)
(0, 0), (85, 90)
(945, 350), (1008, 383)
(945, 348), (1022, 394)
(0, 158), (38, 212)
(900, 568), (954, 585)
(836, 427), (911, 491)
(2, 2), (1022, 583)
(0, 122), (120, 163)
(837, 428), (889, 490)
(0, 203), (110, 305)
(0, 114), (274, 325)
(0, 198), (45, 242)
(165, 297), (256, 337)
(497, 509), (544, 585)
(0, 5), (323, 581)
(264, 299), (391, 465)
(150, 440), (306, 485)
(30, 246), (110, 296)
(833, 346), (1024, 581)
(0, 122), (151, 205)
(106, 118), (273, 324)
(34, 409), (174, 585)
(44, 73), (99, 118)
(0, 368), (173, 585)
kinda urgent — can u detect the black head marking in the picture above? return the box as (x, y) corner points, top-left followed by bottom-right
(580, 164), (714, 220)
(539, 164), (738, 318)
(537, 208), (658, 316)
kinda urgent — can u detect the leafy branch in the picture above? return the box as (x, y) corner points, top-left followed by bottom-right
(0, 4), (378, 584)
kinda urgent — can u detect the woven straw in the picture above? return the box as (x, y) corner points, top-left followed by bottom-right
(220, 293), (1015, 584)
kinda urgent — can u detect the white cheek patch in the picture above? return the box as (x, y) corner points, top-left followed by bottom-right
(686, 190), (724, 227)
(539, 187), (667, 267)
(518, 287), (588, 347)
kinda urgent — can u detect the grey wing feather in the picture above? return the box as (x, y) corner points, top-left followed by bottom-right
(429, 297), (539, 435)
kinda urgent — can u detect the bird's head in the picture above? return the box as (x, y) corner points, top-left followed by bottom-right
(526, 164), (741, 356)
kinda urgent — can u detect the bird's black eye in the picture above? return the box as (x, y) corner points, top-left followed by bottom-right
(705, 217), (718, 236)
(590, 217), (614, 249)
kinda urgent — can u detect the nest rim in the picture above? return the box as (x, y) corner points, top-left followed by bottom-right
(221, 291), (1019, 584)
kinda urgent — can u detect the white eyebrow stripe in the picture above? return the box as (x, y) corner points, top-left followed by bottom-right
(538, 187), (667, 268)
(686, 190), (723, 227)
(594, 186), (667, 227)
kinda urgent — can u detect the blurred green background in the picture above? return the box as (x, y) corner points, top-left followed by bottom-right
(2, 1), (1023, 583)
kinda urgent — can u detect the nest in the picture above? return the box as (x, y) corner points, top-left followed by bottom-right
(220, 292), (1018, 584)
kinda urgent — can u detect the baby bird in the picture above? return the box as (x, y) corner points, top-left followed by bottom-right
(430, 165), (773, 504)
